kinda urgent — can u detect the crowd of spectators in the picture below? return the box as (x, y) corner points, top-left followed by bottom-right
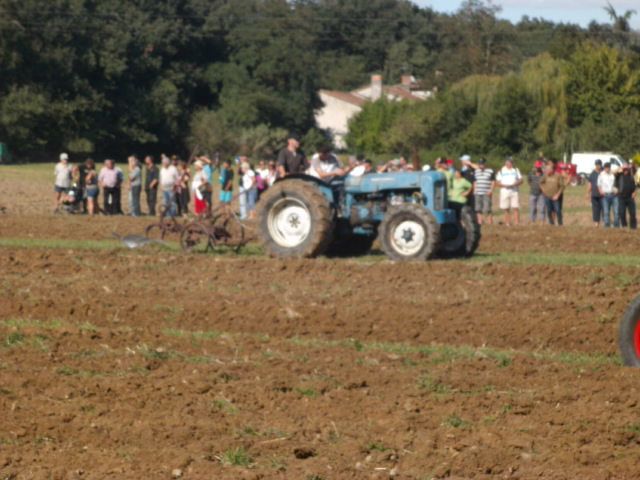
(52, 134), (638, 229)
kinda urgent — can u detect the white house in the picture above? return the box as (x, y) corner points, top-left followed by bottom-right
(315, 75), (433, 149)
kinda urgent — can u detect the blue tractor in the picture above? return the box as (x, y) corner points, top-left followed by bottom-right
(256, 171), (480, 261)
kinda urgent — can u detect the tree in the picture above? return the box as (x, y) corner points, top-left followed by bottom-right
(383, 100), (443, 153)
(187, 109), (236, 158)
(346, 100), (405, 154)
(566, 43), (640, 126)
(604, 2), (636, 33)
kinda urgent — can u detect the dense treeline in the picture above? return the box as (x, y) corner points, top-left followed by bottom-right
(348, 44), (640, 160)
(0, 0), (638, 160)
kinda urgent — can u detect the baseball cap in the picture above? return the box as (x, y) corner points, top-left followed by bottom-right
(534, 160), (543, 169)
(595, 159), (603, 166)
(478, 158), (487, 165)
(459, 154), (471, 163)
(60, 153), (69, 161)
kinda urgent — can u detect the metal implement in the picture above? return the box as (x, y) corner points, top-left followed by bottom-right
(180, 201), (252, 254)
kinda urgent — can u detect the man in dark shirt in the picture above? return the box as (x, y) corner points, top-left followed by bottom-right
(144, 155), (159, 216)
(617, 162), (637, 229)
(587, 159), (603, 226)
(277, 135), (308, 177)
(527, 165), (545, 223)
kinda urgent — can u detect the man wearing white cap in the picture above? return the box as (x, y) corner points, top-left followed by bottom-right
(54, 153), (72, 212)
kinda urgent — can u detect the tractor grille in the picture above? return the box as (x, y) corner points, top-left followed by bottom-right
(434, 182), (446, 211)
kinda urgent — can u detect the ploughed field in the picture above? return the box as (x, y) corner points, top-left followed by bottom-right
(2, 165), (640, 479)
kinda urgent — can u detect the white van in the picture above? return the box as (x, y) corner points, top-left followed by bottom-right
(571, 152), (625, 177)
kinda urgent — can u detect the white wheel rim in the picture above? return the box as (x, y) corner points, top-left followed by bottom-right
(268, 197), (312, 248)
(390, 220), (426, 256)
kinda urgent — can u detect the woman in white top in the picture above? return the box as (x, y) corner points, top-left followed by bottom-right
(191, 160), (209, 216)
(266, 161), (278, 187)
(239, 162), (257, 220)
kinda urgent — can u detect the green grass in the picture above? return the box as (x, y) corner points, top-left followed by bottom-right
(444, 414), (472, 429)
(366, 442), (390, 452)
(218, 447), (253, 467)
(356, 249), (640, 268)
(288, 335), (618, 368)
(0, 237), (120, 251)
(1, 318), (65, 330)
(0, 317), (620, 370)
(0, 162), (54, 181)
(418, 375), (451, 394)
(295, 387), (318, 398)
(471, 251), (640, 267)
(212, 398), (238, 414)
(162, 328), (220, 340)
(4, 331), (25, 347)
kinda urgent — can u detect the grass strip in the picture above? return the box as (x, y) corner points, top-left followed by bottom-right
(470, 252), (640, 267)
(0, 318), (624, 368)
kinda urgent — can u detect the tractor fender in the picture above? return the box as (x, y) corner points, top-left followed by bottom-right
(275, 174), (336, 205)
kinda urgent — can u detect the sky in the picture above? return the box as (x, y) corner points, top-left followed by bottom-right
(415, 1), (640, 29)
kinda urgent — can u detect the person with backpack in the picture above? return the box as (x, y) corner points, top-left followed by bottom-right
(496, 157), (523, 226)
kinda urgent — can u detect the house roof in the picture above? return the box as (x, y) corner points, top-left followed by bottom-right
(320, 90), (367, 107)
(383, 85), (423, 101)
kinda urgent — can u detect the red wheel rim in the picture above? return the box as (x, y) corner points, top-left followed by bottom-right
(634, 319), (640, 358)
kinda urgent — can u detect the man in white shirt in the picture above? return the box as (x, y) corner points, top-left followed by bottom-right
(496, 157), (523, 226)
(54, 153), (71, 212)
(159, 155), (180, 216)
(307, 145), (344, 181)
(597, 162), (620, 228)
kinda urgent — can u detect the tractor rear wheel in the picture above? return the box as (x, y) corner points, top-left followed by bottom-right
(619, 295), (640, 366)
(379, 204), (440, 261)
(257, 179), (334, 258)
(440, 206), (481, 258)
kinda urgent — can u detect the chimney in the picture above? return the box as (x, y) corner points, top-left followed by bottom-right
(401, 75), (413, 88)
(371, 74), (382, 101)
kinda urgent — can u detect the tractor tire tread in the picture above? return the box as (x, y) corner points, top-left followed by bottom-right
(257, 180), (334, 258)
(619, 295), (640, 367)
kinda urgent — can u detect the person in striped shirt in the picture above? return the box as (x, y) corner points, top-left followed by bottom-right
(473, 158), (495, 225)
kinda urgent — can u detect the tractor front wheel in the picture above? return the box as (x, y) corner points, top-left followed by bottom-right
(619, 295), (640, 366)
(379, 204), (440, 261)
(257, 179), (334, 258)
